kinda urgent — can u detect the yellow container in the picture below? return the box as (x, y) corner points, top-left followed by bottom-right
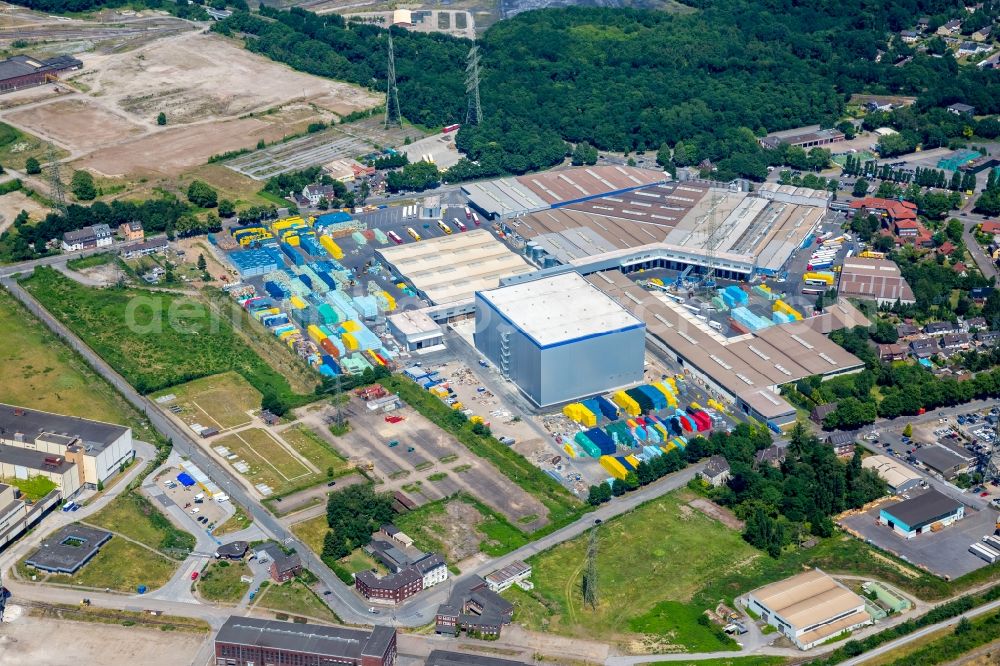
(320, 235), (344, 260)
(307, 325), (328, 343)
(625, 454), (641, 469)
(563, 443), (577, 458)
(340, 320), (360, 333)
(612, 391), (641, 417)
(599, 455), (628, 480)
(289, 295), (306, 310)
(381, 292), (396, 311)
(341, 333), (358, 351)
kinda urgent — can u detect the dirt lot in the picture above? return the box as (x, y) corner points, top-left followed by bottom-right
(72, 31), (379, 124)
(0, 614), (205, 666)
(0, 190), (50, 232)
(0, 30), (381, 178)
(301, 397), (548, 530)
(75, 116), (299, 177)
(5, 98), (144, 153)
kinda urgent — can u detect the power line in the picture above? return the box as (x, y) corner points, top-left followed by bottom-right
(46, 144), (66, 212)
(465, 45), (483, 126)
(384, 33), (402, 129)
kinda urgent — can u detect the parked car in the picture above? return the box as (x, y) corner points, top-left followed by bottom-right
(191, 571), (199, 581)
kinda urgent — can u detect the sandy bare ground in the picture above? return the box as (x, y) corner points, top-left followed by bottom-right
(5, 98), (144, 153)
(72, 31), (380, 124)
(0, 614), (205, 666)
(0, 30), (381, 177)
(76, 117), (296, 177)
(0, 191), (51, 233)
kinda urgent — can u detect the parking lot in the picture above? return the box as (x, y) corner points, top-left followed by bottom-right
(841, 498), (998, 579)
(330, 396), (549, 531)
(154, 466), (231, 531)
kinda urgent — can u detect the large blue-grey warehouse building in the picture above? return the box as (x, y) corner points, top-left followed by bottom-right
(474, 272), (645, 407)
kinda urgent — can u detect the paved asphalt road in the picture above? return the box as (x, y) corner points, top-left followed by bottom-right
(0, 254), (707, 629)
(839, 598), (1000, 666)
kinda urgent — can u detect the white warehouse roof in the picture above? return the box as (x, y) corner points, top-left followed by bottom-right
(477, 272), (644, 348)
(376, 229), (534, 305)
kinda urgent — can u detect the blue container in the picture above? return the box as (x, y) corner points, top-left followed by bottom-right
(595, 395), (619, 420)
(636, 385), (666, 411)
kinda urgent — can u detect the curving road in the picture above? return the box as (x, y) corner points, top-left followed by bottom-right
(0, 255), (708, 628)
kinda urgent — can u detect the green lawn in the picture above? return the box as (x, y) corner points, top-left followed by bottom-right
(0, 121), (67, 170)
(22, 267), (311, 404)
(256, 579), (340, 623)
(197, 560), (251, 603)
(38, 537), (177, 593)
(629, 601), (737, 652)
(0, 288), (158, 443)
(86, 492), (195, 558)
(522, 490), (759, 646)
(2, 476), (56, 501)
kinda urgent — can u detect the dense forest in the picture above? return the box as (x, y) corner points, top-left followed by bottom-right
(214, 0), (1000, 180)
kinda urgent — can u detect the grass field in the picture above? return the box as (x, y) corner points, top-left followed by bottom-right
(256, 579), (340, 623)
(0, 121), (68, 170)
(22, 267), (313, 404)
(520, 490), (757, 647)
(649, 658), (786, 666)
(219, 425), (353, 496)
(152, 372), (261, 430)
(39, 538), (177, 593)
(281, 426), (352, 478)
(197, 560), (251, 603)
(291, 514), (327, 556)
(66, 253), (114, 271)
(86, 493), (195, 557)
(394, 494), (531, 563)
(213, 504), (252, 537)
(215, 428), (312, 494)
(0, 288), (158, 443)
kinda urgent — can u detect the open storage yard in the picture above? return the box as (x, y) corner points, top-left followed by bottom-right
(325, 395), (548, 531)
(0, 30), (381, 177)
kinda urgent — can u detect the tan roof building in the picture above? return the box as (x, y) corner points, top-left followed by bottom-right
(862, 454), (924, 494)
(746, 569), (872, 649)
(838, 257), (916, 306)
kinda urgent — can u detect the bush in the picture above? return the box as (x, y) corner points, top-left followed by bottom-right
(187, 180), (218, 208)
(25, 157), (41, 175)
